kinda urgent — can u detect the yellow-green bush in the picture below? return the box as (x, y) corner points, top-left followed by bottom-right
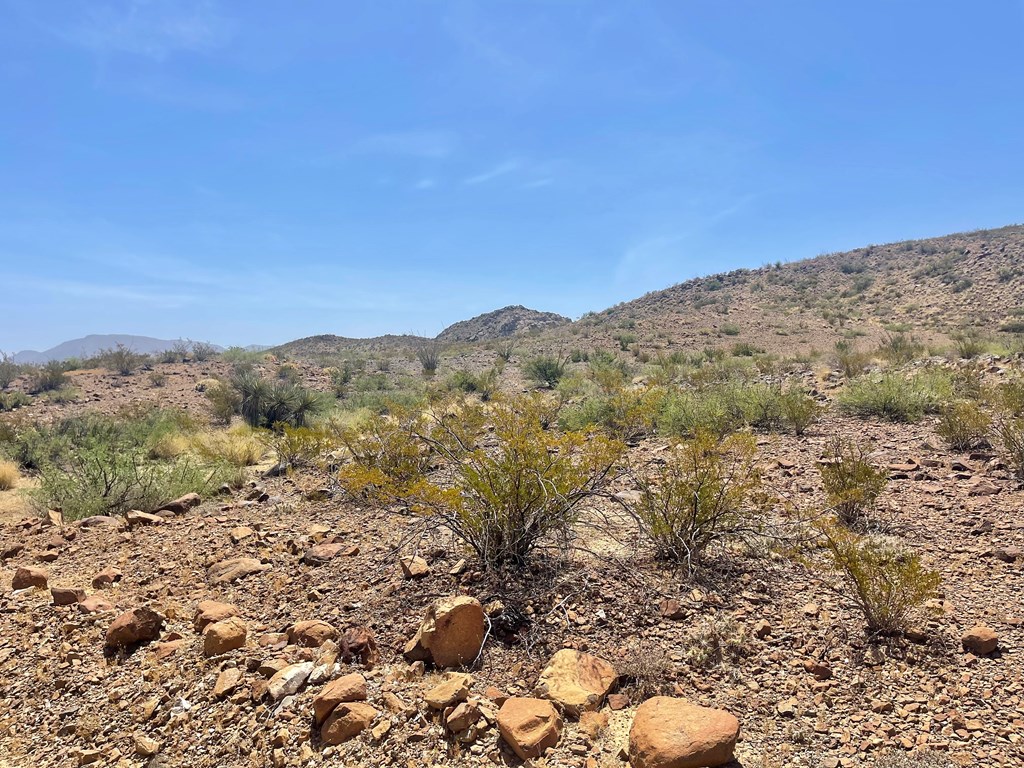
(820, 438), (888, 528)
(0, 460), (19, 491)
(936, 400), (991, 451)
(628, 430), (765, 569)
(192, 427), (265, 467)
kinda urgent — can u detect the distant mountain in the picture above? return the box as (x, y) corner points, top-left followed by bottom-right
(11, 335), (224, 364)
(435, 305), (571, 343)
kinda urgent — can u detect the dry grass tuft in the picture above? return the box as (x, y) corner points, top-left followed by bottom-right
(192, 427), (265, 467)
(0, 460), (19, 491)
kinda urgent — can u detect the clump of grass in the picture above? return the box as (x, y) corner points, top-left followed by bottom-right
(0, 392), (32, 412)
(837, 372), (948, 422)
(193, 427), (265, 467)
(936, 401), (991, 451)
(0, 460), (19, 491)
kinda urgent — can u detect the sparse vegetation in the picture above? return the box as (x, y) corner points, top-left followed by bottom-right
(523, 355), (566, 388)
(0, 460), (19, 491)
(937, 400), (991, 451)
(30, 361), (67, 393)
(416, 343), (440, 377)
(819, 438), (888, 528)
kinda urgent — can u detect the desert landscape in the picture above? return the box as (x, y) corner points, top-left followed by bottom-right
(1, 226), (1023, 768)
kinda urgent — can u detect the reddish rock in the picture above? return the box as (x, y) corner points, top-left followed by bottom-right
(962, 625), (999, 655)
(320, 702), (379, 745)
(312, 673), (368, 724)
(342, 626), (379, 668)
(79, 595), (115, 614)
(125, 510), (164, 527)
(51, 587), (87, 606)
(105, 607), (164, 649)
(91, 567), (122, 588)
(403, 596), (485, 668)
(399, 555), (430, 579)
(302, 542), (347, 565)
(12, 566), (49, 590)
(193, 600), (239, 632)
(207, 557), (269, 584)
(158, 493), (201, 515)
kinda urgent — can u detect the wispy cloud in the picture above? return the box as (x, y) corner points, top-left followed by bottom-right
(464, 160), (520, 185)
(414, 178), (437, 190)
(31, 0), (233, 59)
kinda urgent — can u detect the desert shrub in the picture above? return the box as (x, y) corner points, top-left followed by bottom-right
(995, 415), (1024, 479)
(833, 340), (868, 379)
(742, 383), (784, 431)
(205, 380), (241, 425)
(618, 644), (674, 699)
(43, 386), (79, 404)
(414, 399), (623, 568)
(817, 523), (940, 635)
(587, 351), (631, 394)
(780, 387), (822, 435)
(446, 368), (499, 401)
(231, 370), (326, 429)
(190, 341), (217, 362)
(657, 386), (746, 438)
(416, 343), (440, 377)
(558, 387), (662, 441)
(720, 323), (740, 336)
(30, 361), (67, 393)
(820, 438), (888, 528)
(30, 411), (228, 520)
(192, 427), (265, 467)
(160, 340), (190, 363)
(147, 430), (191, 460)
(264, 425), (334, 468)
(877, 332), (922, 365)
(523, 355), (566, 388)
(628, 430), (765, 570)
(0, 392), (31, 412)
(0, 353), (18, 389)
(277, 362), (302, 384)
(494, 338), (516, 362)
(614, 332), (637, 351)
(148, 371), (167, 388)
(951, 328), (988, 359)
(870, 751), (958, 768)
(936, 401), (991, 451)
(838, 374), (931, 422)
(0, 460), (19, 491)
(325, 364), (352, 397)
(336, 408), (434, 499)
(100, 344), (146, 375)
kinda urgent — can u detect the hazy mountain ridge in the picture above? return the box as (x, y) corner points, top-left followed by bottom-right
(10, 335), (224, 364)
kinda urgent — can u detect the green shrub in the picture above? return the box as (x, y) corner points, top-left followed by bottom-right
(446, 368), (499, 400)
(416, 343), (440, 377)
(838, 374), (935, 422)
(720, 323), (740, 336)
(780, 387), (822, 435)
(0, 391), (31, 412)
(937, 401), (991, 451)
(834, 340), (868, 379)
(411, 397), (624, 568)
(190, 341), (218, 362)
(523, 356), (566, 388)
(204, 380), (241, 425)
(877, 331), (922, 365)
(558, 387), (662, 441)
(0, 353), (18, 389)
(817, 523), (940, 635)
(628, 430), (764, 570)
(230, 370), (327, 429)
(587, 351), (630, 394)
(31, 361), (67, 393)
(100, 344), (147, 375)
(264, 425), (334, 468)
(951, 328), (988, 359)
(995, 415), (1024, 480)
(43, 386), (79, 404)
(148, 371), (167, 388)
(336, 407), (434, 498)
(820, 438), (888, 528)
(657, 386), (745, 438)
(494, 339), (516, 362)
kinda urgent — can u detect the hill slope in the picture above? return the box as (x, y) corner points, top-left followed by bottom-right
(11, 335), (222, 364)
(435, 305), (570, 343)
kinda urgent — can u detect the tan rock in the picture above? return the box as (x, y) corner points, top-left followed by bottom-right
(962, 624), (998, 655)
(12, 566), (48, 590)
(628, 697), (739, 768)
(214, 668), (243, 698)
(193, 600), (239, 632)
(312, 673), (368, 724)
(126, 510), (164, 527)
(403, 595), (485, 668)
(230, 526), (255, 543)
(320, 702), (378, 745)
(496, 698), (562, 760)
(133, 735), (160, 757)
(267, 662), (314, 701)
(446, 700), (482, 733)
(158, 492), (201, 514)
(302, 542), (346, 565)
(536, 649), (617, 716)
(400, 555), (430, 579)
(580, 710), (609, 740)
(203, 616), (247, 656)
(288, 620), (337, 648)
(424, 672), (472, 709)
(78, 595), (115, 614)
(91, 566), (122, 588)
(105, 607), (164, 649)
(207, 557), (269, 584)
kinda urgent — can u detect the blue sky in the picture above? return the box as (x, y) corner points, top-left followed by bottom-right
(3, 1), (1023, 351)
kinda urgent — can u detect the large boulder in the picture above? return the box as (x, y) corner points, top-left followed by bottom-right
(403, 596), (485, 668)
(105, 607), (164, 649)
(320, 702), (379, 745)
(962, 624), (999, 655)
(536, 649), (617, 716)
(628, 697), (739, 768)
(496, 698), (563, 760)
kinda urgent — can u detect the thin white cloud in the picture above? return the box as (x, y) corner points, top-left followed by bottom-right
(414, 178), (437, 190)
(35, 0), (233, 59)
(464, 160), (520, 185)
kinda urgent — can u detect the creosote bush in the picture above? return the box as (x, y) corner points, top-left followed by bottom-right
(31, 361), (67, 394)
(936, 401), (991, 451)
(837, 372), (947, 423)
(817, 522), (940, 635)
(100, 344), (147, 375)
(523, 355), (566, 388)
(0, 353), (18, 389)
(336, 407), (433, 499)
(264, 425), (334, 468)
(627, 430), (765, 570)
(819, 438), (888, 528)
(995, 415), (1024, 480)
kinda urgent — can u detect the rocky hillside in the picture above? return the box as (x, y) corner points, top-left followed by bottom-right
(553, 225), (1024, 357)
(435, 306), (570, 344)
